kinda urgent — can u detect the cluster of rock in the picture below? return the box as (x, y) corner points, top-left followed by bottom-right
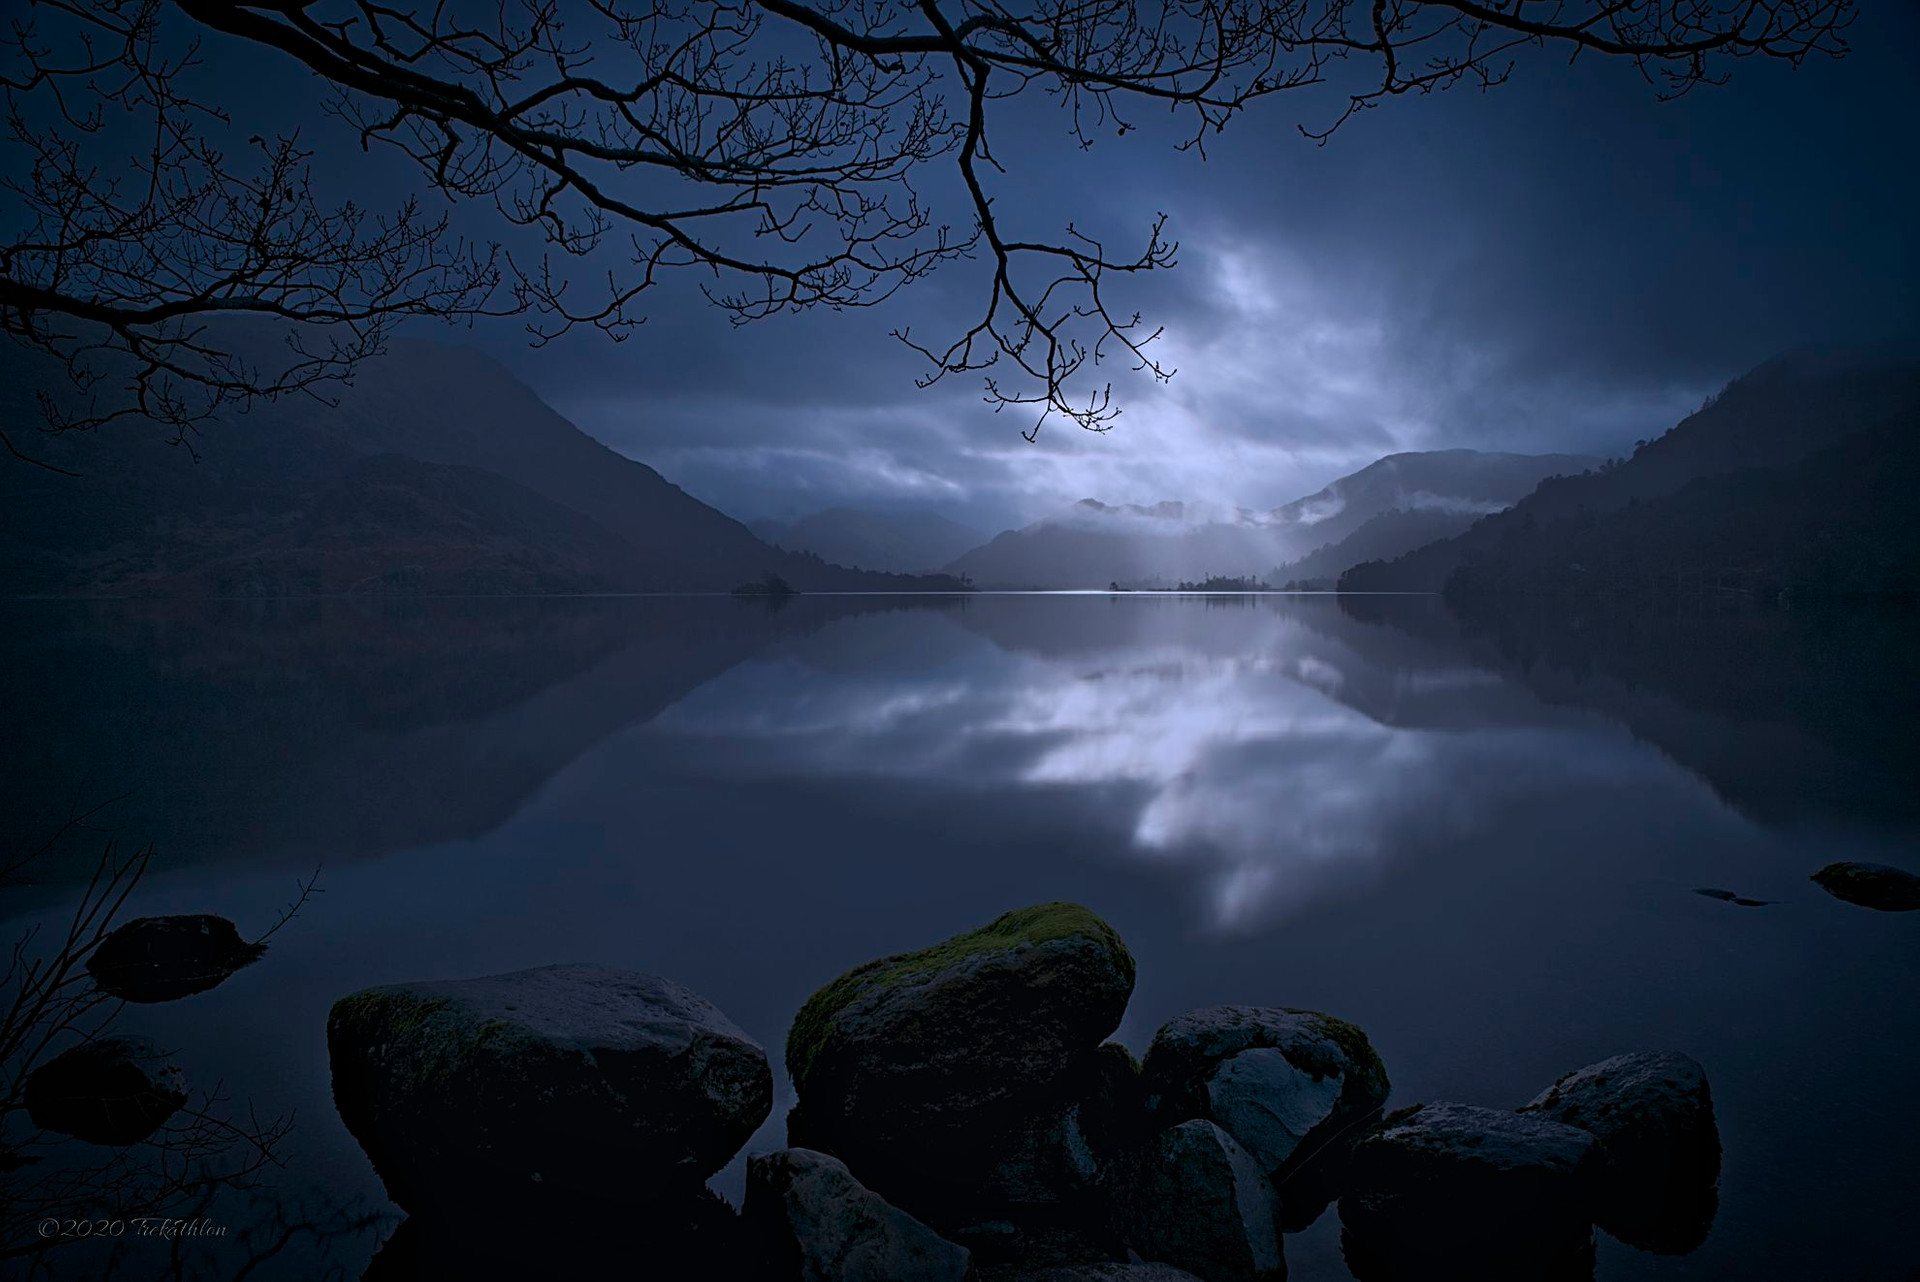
(326, 902), (1722, 1280)
(23, 912), (270, 1150)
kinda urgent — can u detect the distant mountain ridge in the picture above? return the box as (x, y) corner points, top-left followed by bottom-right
(751, 507), (987, 575)
(1341, 349), (1920, 597)
(0, 340), (969, 596)
(941, 449), (1598, 589)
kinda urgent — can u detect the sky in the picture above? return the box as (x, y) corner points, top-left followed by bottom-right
(67, 1), (1920, 534)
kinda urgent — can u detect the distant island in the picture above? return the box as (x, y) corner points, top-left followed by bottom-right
(731, 572), (799, 598)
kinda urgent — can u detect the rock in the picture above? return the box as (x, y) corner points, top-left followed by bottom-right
(994, 1266), (1207, 1281)
(328, 963), (771, 1213)
(24, 1036), (189, 1145)
(1139, 1006), (1389, 1228)
(364, 1187), (746, 1279)
(1126, 1120), (1286, 1282)
(1339, 1102), (1600, 1280)
(784, 903), (1135, 1211)
(1520, 1052), (1720, 1253)
(745, 1147), (971, 1282)
(1811, 861), (1920, 911)
(86, 914), (267, 1003)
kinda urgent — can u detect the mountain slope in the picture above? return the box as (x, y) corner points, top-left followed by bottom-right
(942, 451), (1596, 589)
(751, 507), (987, 574)
(0, 340), (967, 595)
(1341, 350), (1920, 594)
(1272, 507), (1487, 588)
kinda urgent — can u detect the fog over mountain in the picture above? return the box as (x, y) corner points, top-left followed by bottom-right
(942, 450), (1597, 588)
(750, 508), (988, 576)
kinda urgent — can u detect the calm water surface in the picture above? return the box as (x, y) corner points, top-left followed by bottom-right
(3, 594), (1916, 1279)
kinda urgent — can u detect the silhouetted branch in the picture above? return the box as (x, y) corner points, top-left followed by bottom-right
(2, 0), (1853, 442)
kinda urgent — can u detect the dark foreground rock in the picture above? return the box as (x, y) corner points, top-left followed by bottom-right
(1811, 861), (1920, 911)
(785, 902), (1136, 1231)
(362, 1188), (746, 1279)
(1141, 1006), (1388, 1227)
(24, 1036), (189, 1145)
(86, 914), (266, 1003)
(1520, 1052), (1720, 1253)
(329, 963), (771, 1213)
(1339, 1102), (1599, 1280)
(1127, 1120), (1285, 1282)
(745, 1147), (971, 1282)
(993, 1266), (1206, 1281)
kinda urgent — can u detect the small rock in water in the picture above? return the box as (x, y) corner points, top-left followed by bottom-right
(745, 1147), (971, 1282)
(1125, 1120), (1286, 1282)
(24, 1036), (189, 1145)
(1339, 1102), (1599, 1280)
(86, 914), (267, 1002)
(1520, 1051), (1720, 1254)
(1810, 861), (1920, 912)
(328, 963), (771, 1214)
(1140, 1005), (1388, 1228)
(1690, 888), (1772, 907)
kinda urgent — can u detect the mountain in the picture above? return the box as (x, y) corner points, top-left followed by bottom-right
(750, 507), (987, 574)
(0, 340), (968, 596)
(1341, 350), (1920, 596)
(1271, 507), (1490, 589)
(941, 451), (1597, 589)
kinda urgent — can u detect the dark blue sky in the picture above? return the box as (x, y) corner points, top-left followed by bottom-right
(105, 1), (1920, 531)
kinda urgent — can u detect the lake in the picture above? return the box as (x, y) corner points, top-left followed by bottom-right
(3, 592), (1917, 1279)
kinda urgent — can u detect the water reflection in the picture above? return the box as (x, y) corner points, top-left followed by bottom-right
(642, 598), (1726, 929)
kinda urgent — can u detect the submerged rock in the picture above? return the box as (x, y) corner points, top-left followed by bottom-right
(1690, 888), (1772, 908)
(24, 1036), (189, 1145)
(784, 902), (1135, 1222)
(1126, 1120), (1286, 1282)
(1339, 1102), (1599, 1280)
(328, 963), (770, 1213)
(86, 914), (266, 1003)
(1140, 1006), (1388, 1227)
(745, 1147), (971, 1282)
(1810, 862), (1920, 911)
(1520, 1052), (1720, 1254)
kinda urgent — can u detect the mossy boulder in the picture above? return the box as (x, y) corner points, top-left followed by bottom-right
(1338, 1102), (1599, 1280)
(1140, 1006), (1388, 1227)
(328, 963), (771, 1213)
(746, 1147), (972, 1282)
(24, 1036), (189, 1145)
(1519, 1051), (1720, 1254)
(787, 903), (1133, 1149)
(1811, 861), (1920, 911)
(1125, 1120), (1285, 1282)
(86, 914), (266, 1003)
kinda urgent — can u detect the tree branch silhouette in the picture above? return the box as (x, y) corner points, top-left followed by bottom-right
(1, 0), (1853, 453)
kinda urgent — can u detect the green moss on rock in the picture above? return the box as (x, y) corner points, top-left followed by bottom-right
(785, 902), (1134, 1087)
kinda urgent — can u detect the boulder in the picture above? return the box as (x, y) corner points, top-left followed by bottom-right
(86, 914), (266, 1003)
(1339, 1102), (1599, 1280)
(995, 1266), (1206, 1281)
(1126, 1120), (1285, 1282)
(784, 903), (1135, 1210)
(1810, 861), (1920, 911)
(328, 963), (771, 1213)
(1520, 1052), (1720, 1253)
(24, 1036), (189, 1145)
(745, 1147), (971, 1282)
(1139, 1006), (1388, 1227)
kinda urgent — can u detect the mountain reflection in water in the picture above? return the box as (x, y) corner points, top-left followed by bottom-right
(1, 592), (1915, 1279)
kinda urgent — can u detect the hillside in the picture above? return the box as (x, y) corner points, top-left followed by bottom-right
(1341, 350), (1920, 594)
(0, 340), (968, 596)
